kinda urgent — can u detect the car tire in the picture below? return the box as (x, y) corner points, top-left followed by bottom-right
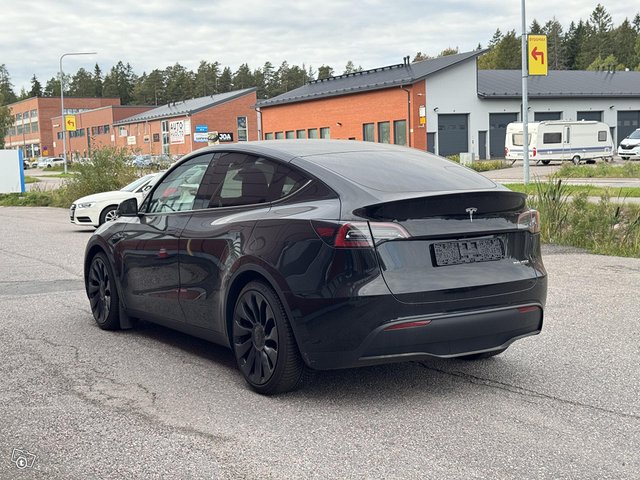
(99, 205), (118, 225)
(458, 347), (508, 360)
(232, 281), (306, 395)
(621, 156), (629, 160)
(541, 160), (551, 165)
(87, 252), (120, 330)
(572, 155), (581, 165)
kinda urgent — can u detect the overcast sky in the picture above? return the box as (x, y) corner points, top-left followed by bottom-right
(1, 1), (634, 93)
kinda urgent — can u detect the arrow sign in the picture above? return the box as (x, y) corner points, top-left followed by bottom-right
(64, 114), (77, 132)
(528, 35), (548, 76)
(531, 46), (545, 65)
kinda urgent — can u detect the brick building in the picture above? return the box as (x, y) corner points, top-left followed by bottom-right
(256, 54), (487, 151)
(3, 96), (121, 159)
(112, 88), (259, 156)
(51, 105), (153, 158)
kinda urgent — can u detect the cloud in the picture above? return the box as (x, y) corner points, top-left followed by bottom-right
(1, 0), (633, 93)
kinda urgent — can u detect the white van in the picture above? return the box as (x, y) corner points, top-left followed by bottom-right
(505, 121), (614, 165)
(618, 128), (640, 160)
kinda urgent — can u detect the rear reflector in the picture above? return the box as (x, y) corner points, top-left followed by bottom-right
(517, 306), (539, 314)
(384, 320), (431, 331)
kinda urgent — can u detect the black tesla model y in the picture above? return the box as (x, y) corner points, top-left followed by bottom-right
(84, 140), (547, 394)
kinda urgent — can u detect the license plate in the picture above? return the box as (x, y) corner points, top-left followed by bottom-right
(433, 238), (504, 266)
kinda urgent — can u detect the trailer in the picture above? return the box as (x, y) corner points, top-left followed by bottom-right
(505, 120), (614, 165)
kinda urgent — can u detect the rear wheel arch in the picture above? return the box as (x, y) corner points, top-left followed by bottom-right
(224, 267), (297, 350)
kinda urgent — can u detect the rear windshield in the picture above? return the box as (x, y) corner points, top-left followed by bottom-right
(303, 150), (496, 192)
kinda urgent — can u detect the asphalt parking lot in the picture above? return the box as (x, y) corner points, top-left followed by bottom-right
(1, 207), (639, 479)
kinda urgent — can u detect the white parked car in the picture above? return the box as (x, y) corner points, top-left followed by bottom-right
(70, 173), (162, 227)
(37, 157), (65, 168)
(618, 129), (640, 160)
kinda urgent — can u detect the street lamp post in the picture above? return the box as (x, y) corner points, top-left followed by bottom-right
(60, 52), (96, 174)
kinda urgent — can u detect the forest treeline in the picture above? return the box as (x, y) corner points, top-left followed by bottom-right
(1, 4), (639, 109)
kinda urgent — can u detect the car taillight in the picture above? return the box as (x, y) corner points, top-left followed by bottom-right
(517, 209), (540, 234)
(312, 221), (409, 248)
(504, 147), (509, 156)
(532, 147), (537, 157)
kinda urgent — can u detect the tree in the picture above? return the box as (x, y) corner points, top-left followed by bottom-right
(439, 47), (459, 56)
(0, 64), (17, 104)
(412, 52), (431, 62)
(544, 18), (566, 69)
(93, 64), (103, 97)
(164, 63), (194, 102)
(102, 61), (137, 104)
(612, 19), (639, 69)
(477, 29), (503, 69)
(217, 67), (233, 93)
(194, 61), (220, 96)
(530, 19), (544, 34)
(479, 29), (520, 69)
(233, 63), (254, 89)
(29, 75), (42, 97)
(317, 65), (334, 80)
(0, 93), (12, 146)
(586, 54), (625, 71)
(69, 67), (97, 97)
(133, 69), (166, 105)
(343, 60), (360, 74)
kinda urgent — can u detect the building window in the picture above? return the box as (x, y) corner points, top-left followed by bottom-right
(161, 121), (169, 154)
(285, 130), (295, 139)
(24, 124), (31, 134)
(320, 127), (330, 139)
(17, 125), (23, 135)
(378, 122), (390, 143)
(30, 109), (37, 118)
(308, 128), (318, 139)
(8, 127), (15, 136)
(363, 123), (374, 142)
(57, 132), (63, 140)
(296, 129), (306, 139)
(275, 132), (284, 139)
(237, 116), (248, 141)
(119, 127), (128, 137)
(15, 113), (22, 121)
(265, 132), (273, 140)
(104, 125), (110, 134)
(393, 120), (407, 146)
(31, 121), (38, 133)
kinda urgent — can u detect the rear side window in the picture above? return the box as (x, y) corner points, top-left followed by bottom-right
(202, 154), (309, 208)
(598, 131), (607, 142)
(543, 132), (562, 144)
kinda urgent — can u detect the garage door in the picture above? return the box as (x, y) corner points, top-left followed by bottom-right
(489, 113), (518, 158)
(437, 114), (468, 157)
(534, 112), (562, 121)
(617, 111), (640, 144)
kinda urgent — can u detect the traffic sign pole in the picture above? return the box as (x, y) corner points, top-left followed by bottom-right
(521, 0), (530, 184)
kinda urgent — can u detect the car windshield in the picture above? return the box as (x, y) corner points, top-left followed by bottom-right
(628, 130), (640, 140)
(120, 174), (156, 192)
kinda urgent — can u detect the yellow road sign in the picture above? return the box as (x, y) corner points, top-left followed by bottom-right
(64, 114), (77, 131)
(528, 35), (548, 76)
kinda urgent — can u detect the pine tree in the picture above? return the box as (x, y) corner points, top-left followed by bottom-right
(29, 75), (43, 97)
(439, 47), (459, 56)
(544, 18), (566, 69)
(317, 65), (334, 80)
(0, 64), (17, 104)
(218, 67), (233, 93)
(530, 19), (544, 34)
(93, 64), (103, 97)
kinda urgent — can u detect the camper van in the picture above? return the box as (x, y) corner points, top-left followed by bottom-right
(505, 121), (614, 165)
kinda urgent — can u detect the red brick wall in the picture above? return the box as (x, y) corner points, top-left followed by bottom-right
(260, 81), (427, 150)
(114, 91), (259, 156)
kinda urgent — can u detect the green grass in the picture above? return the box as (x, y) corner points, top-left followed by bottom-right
(556, 162), (640, 178)
(24, 176), (40, 184)
(526, 178), (640, 257)
(0, 191), (60, 207)
(43, 173), (75, 178)
(504, 183), (640, 198)
(447, 155), (512, 172)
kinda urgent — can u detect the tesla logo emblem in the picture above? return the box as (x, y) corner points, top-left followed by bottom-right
(465, 207), (478, 222)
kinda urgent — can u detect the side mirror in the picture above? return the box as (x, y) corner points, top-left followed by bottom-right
(117, 197), (139, 217)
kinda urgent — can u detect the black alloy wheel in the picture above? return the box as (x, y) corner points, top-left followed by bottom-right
(87, 253), (120, 330)
(232, 281), (305, 394)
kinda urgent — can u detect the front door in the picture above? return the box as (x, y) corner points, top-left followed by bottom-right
(115, 154), (212, 322)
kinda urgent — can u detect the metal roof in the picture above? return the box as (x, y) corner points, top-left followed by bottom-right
(257, 50), (486, 107)
(478, 70), (640, 98)
(114, 87), (257, 125)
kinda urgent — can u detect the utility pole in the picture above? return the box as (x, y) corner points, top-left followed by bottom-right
(521, 0), (530, 184)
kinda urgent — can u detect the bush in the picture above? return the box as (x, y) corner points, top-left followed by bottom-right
(55, 147), (138, 207)
(557, 162), (640, 178)
(0, 191), (57, 207)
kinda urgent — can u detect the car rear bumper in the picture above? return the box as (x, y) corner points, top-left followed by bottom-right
(289, 276), (547, 370)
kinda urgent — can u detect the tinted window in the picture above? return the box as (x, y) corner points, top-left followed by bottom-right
(302, 150), (496, 192)
(204, 154), (308, 208)
(146, 155), (211, 213)
(543, 132), (562, 144)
